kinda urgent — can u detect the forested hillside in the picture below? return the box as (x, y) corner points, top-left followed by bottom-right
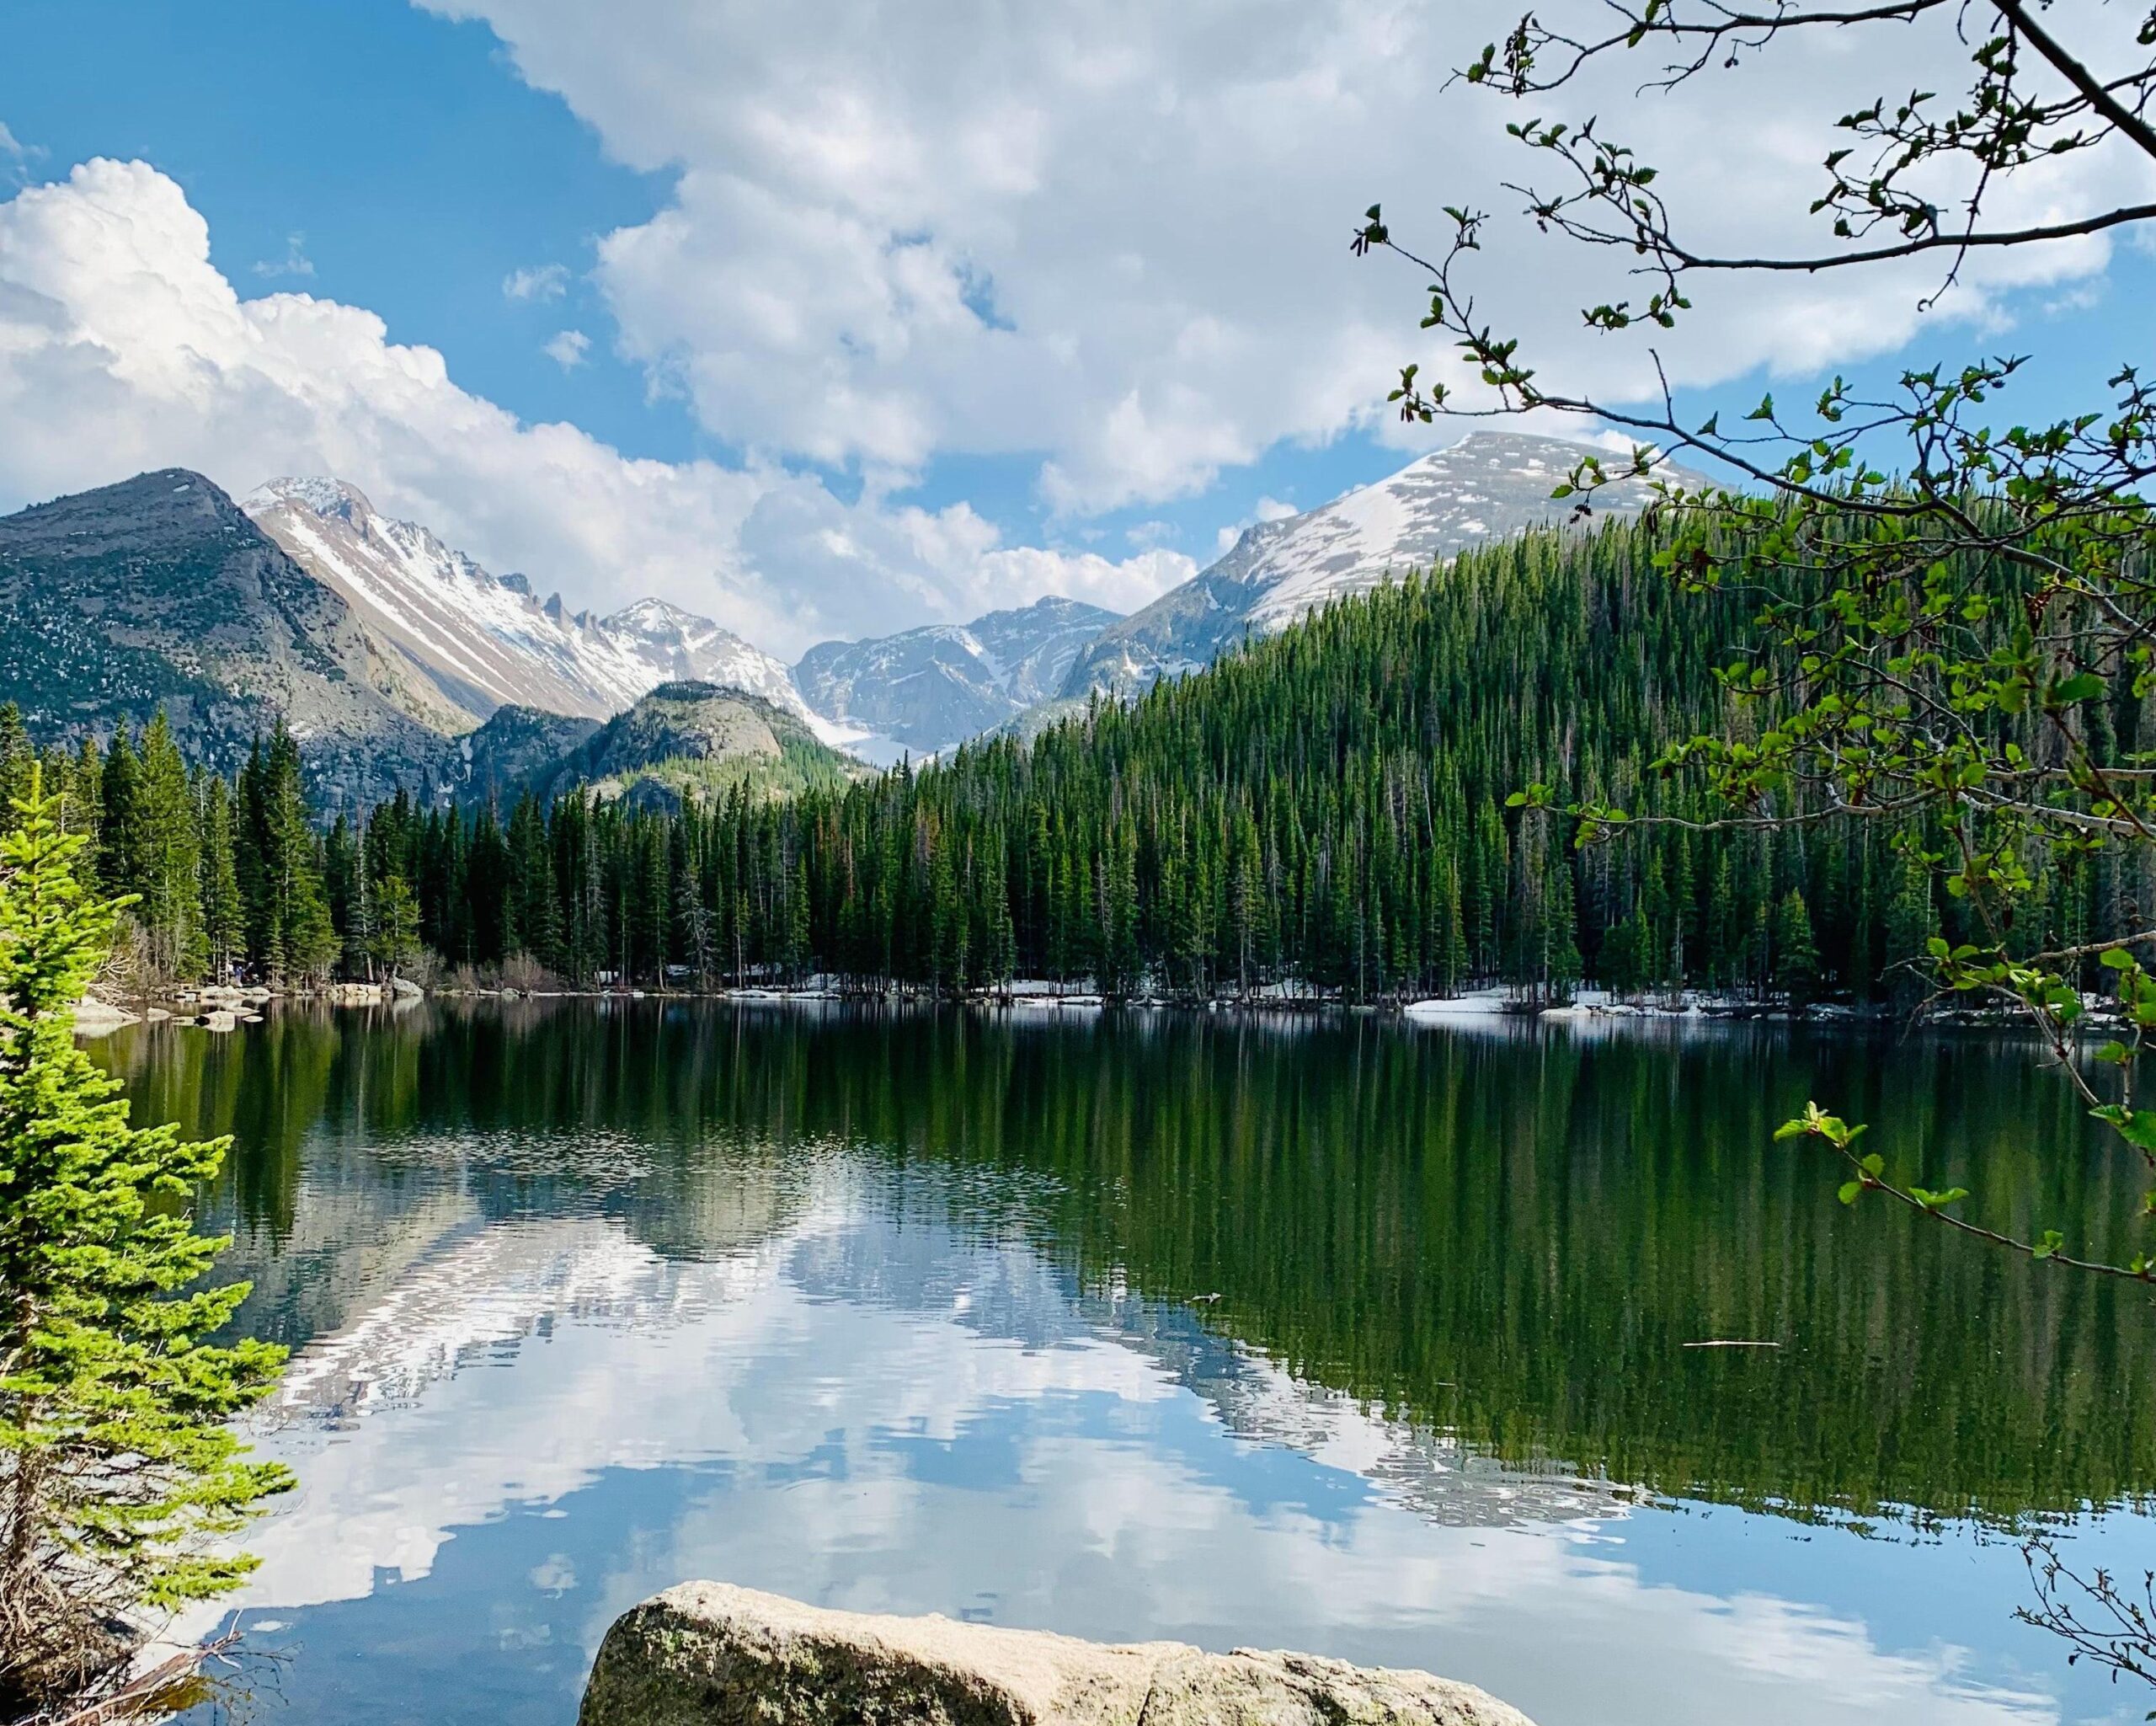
(20, 511), (2148, 1002)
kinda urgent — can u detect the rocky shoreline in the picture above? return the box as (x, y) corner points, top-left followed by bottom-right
(72, 975), (2095, 1040)
(72, 981), (396, 1037)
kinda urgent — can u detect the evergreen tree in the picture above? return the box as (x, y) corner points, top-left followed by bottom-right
(371, 870), (421, 981)
(196, 771), (244, 982)
(928, 839), (963, 995)
(1774, 889), (1821, 1007)
(507, 794), (559, 971)
(95, 720), (143, 901)
(0, 773), (289, 1712)
(65, 737), (102, 868)
(0, 705), (35, 839)
(241, 728), (337, 984)
(672, 836), (713, 987)
(136, 713), (205, 982)
(1540, 851), (1583, 1002)
(1600, 900), (1653, 997)
(324, 814), (366, 976)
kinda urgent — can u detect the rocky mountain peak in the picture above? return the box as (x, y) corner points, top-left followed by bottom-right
(245, 475), (376, 526)
(8, 468), (253, 554)
(1059, 430), (1699, 702)
(606, 597), (701, 633)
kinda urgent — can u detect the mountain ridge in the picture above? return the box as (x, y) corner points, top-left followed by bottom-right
(244, 478), (845, 742)
(792, 595), (1123, 756)
(1059, 430), (1697, 701)
(526, 680), (862, 810)
(0, 436), (1689, 799)
(0, 470), (449, 810)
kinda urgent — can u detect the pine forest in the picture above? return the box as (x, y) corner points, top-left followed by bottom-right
(21, 513), (2139, 1010)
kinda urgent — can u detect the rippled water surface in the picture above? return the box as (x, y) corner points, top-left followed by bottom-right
(93, 1000), (2156, 1725)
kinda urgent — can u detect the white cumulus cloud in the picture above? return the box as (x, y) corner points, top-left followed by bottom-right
(0, 159), (1188, 657)
(419, 0), (2137, 515)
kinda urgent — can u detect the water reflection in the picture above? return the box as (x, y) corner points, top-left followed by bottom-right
(89, 1002), (2156, 1726)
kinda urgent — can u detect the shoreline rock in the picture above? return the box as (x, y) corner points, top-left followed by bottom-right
(70, 994), (140, 1037)
(579, 1582), (1534, 1726)
(318, 981), (392, 1006)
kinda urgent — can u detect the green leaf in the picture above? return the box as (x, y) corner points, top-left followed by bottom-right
(1837, 1179), (1864, 1205)
(2096, 1106), (2156, 1155)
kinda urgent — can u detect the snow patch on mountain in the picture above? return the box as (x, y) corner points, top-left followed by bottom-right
(1060, 430), (1693, 701)
(587, 597), (849, 742)
(246, 480), (852, 745)
(792, 596), (1123, 756)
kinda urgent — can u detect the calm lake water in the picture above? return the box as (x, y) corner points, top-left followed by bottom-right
(91, 1001), (2156, 1726)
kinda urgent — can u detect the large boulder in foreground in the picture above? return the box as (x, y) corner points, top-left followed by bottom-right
(579, 1582), (1535, 1726)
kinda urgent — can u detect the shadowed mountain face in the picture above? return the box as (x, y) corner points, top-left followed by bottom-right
(0, 468), (872, 810)
(1060, 431), (1693, 702)
(450, 706), (605, 807)
(792, 596), (1122, 755)
(0, 470), (446, 810)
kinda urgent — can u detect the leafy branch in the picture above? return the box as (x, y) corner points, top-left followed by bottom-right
(1358, 0), (2156, 1280)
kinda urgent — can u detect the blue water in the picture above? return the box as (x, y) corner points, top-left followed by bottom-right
(92, 1002), (2154, 1726)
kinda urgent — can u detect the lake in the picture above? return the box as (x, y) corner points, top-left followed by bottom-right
(92, 1000), (2156, 1726)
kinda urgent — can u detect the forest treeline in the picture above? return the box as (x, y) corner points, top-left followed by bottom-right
(18, 513), (2151, 1004)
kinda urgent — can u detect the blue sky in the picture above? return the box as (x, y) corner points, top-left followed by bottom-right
(0, 0), (1412, 545)
(0, 0), (2146, 655)
(3, 2), (690, 455)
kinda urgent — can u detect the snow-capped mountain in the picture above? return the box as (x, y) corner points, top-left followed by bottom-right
(594, 598), (806, 719)
(245, 478), (654, 728)
(239, 432), (1675, 764)
(792, 596), (1123, 756)
(244, 479), (851, 745)
(1060, 430), (1689, 700)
